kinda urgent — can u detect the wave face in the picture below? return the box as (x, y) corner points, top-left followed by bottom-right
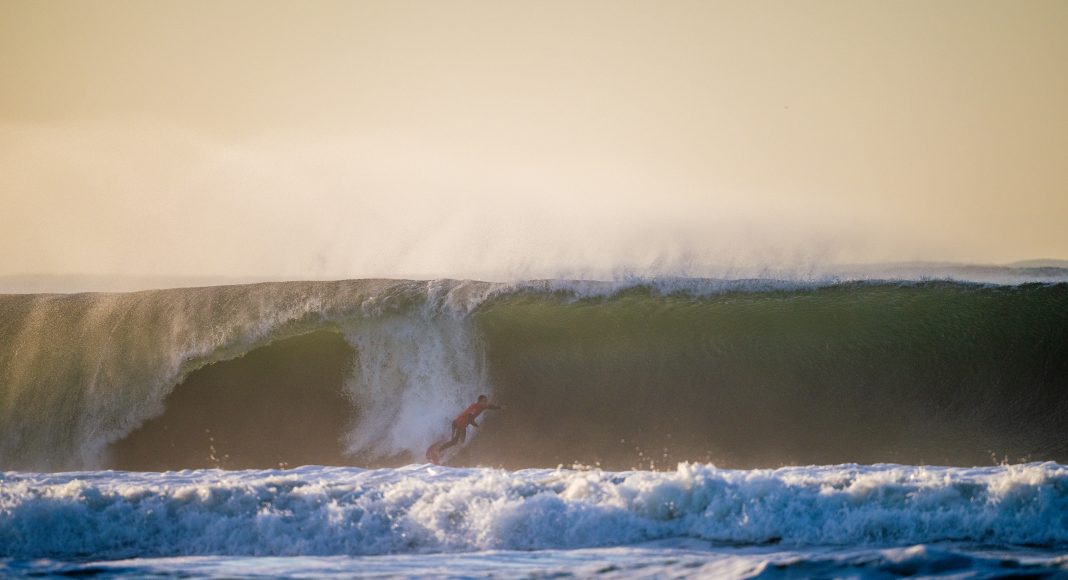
(1, 278), (1066, 470)
(1, 463), (1066, 559)
(468, 281), (1068, 469)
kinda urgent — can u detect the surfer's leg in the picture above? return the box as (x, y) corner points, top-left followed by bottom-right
(439, 425), (465, 452)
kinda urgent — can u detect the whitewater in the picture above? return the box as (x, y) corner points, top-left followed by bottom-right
(3, 462), (1068, 577)
(2, 270), (1067, 577)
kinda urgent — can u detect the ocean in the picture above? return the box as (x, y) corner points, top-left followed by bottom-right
(2, 273), (1067, 577)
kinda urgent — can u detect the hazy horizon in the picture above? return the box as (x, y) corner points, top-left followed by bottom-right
(3, 1), (1067, 283)
(3, 258), (1068, 294)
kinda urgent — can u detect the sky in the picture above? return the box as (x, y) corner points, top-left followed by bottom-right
(2, 0), (1066, 285)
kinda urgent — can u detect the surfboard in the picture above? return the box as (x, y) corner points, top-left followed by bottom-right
(425, 442), (444, 464)
(425, 440), (461, 465)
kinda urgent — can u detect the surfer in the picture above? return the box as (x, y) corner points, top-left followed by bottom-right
(427, 395), (502, 463)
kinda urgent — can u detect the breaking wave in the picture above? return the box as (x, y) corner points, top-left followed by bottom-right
(0, 275), (1066, 471)
(1, 462), (1066, 559)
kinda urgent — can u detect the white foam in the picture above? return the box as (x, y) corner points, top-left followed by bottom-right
(2, 462), (1065, 560)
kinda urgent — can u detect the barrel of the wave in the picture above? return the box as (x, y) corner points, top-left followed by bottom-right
(0, 278), (500, 472)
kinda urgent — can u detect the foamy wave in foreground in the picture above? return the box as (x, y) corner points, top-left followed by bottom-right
(2, 462), (1066, 560)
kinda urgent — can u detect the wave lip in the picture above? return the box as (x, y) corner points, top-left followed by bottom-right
(1, 462), (1066, 560)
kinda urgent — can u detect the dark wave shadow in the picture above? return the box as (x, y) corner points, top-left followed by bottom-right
(108, 330), (357, 470)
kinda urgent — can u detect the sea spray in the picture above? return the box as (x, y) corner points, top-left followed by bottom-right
(340, 280), (493, 460)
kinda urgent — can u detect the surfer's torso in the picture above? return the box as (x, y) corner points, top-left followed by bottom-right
(452, 402), (489, 428)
